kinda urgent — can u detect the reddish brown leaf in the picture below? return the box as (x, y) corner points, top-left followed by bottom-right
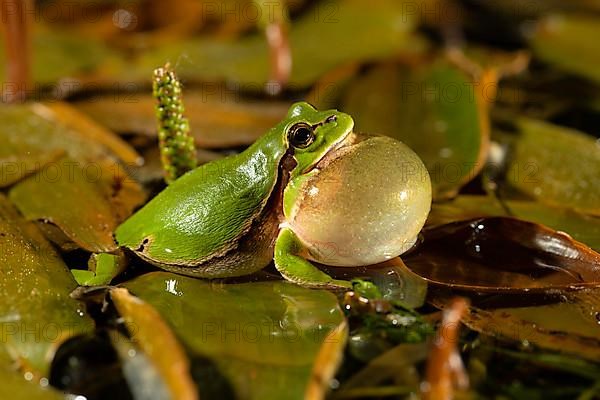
(403, 217), (600, 292)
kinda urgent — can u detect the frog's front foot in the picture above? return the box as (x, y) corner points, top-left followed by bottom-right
(274, 228), (352, 289)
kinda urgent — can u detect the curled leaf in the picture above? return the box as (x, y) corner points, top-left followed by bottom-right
(72, 252), (126, 286)
(428, 195), (600, 251)
(403, 217), (600, 292)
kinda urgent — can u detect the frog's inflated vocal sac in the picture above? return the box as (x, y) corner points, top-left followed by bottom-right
(116, 102), (432, 288)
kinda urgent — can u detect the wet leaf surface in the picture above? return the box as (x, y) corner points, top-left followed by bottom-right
(110, 288), (198, 400)
(0, 194), (94, 377)
(343, 61), (488, 199)
(1, 103), (146, 251)
(403, 217), (600, 292)
(0, 103), (141, 187)
(41, 102), (142, 166)
(9, 157), (140, 252)
(504, 117), (600, 216)
(430, 289), (600, 361)
(428, 195), (600, 251)
(123, 272), (347, 400)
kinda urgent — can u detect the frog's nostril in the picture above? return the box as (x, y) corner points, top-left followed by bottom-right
(326, 115), (337, 123)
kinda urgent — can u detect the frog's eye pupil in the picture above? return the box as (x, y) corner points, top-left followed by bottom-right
(289, 123), (315, 149)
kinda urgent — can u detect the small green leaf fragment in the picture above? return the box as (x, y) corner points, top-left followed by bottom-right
(72, 253), (124, 286)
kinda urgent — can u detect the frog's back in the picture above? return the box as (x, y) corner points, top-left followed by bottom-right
(115, 130), (286, 267)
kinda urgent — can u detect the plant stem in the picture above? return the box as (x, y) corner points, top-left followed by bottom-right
(1, 0), (31, 103)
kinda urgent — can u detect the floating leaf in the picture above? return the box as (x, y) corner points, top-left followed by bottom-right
(0, 103), (141, 188)
(504, 117), (600, 216)
(529, 14), (600, 84)
(343, 60), (489, 199)
(74, 93), (290, 148)
(110, 288), (198, 400)
(429, 289), (600, 361)
(0, 103), (147, 248)
(403, 217), (600, 292)
(428, 195), (600, 251)
(123, 272), (347, 400)
(133, 0), (423, 88)
(0, 194), (94, 377)
(41, 102), (142, 166)
(9, 157), (142, 252)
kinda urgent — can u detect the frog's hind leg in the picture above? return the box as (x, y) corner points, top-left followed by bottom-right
(274, 227), (352, 289)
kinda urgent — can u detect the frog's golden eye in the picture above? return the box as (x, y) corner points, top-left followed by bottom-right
(288, 122), (315, 149)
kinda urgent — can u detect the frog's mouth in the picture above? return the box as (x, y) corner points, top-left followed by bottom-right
(312, 131), (369, 171)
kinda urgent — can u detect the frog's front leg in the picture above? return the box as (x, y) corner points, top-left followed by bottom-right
(274, 227), (352, 289)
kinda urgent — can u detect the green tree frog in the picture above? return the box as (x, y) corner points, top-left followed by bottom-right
(115, 102), (432, 288)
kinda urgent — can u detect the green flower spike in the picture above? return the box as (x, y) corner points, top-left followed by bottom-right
(152, 63), (197, 184)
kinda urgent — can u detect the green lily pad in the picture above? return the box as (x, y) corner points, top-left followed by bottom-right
(133, 0), (422, 88)
(0, 194), (94, 377)
(9, 157), (142, 252)
(342, 61), (488, 199)
(428, 195), (600, 251)
(505, 118), (600, 216)
(1, 103), (144, 252)
(123, 272), (347, 400)
(529, 14), (600, 84)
